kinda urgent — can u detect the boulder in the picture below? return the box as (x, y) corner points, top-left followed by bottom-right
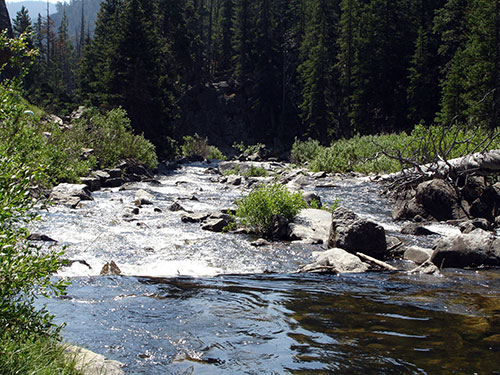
(134, 189), (154, 206)
(415, 179), (468, 221)
(400, 222), (437, 236)
(80, 176), (101, 192)
(459, 218), (492, 233)
(266, 214), (287, 239)
(288, 208), (331, 244)
(404, 246), (433, 265)
(28, 233), (56, 242)
(50, 183), (93, 208)
(181, 212), (210, 223)
(250, 238), (271, 247)
(169, 202), (185, 212)
(328, 207), (387, 259)
(102, 177), (124, 188)
(392, 197), (428, 221)
(65, 345), (124, 375)
(431, 229), (500, 268)
(201, 218), (229, 232)
(227, 175), (242, 186)
(299, 248), (369, 273)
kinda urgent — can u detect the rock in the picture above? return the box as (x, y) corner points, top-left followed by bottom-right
(100, 261), (121, 275)
(431, 229), (500, 268)
(201, 218), (229, 232)
(460, 176), (486, 203)
(415, 179), (468, 221)
(269, 214), (289, 239)
(404, 246), (433, 265)
(65, 259), (92, 269)
(392, 197), (428, 221)
(303, 192), (322, 208)
(328, 207), (387, 259)
(106, 168), (122, 179)
(92, 170), (111, 181)
(70, 106), (86, 120)
(400, 222), (437, 236)
(117, 159), (154, 181)
(288, 208), (331, 244)
(80, 176), (101, 192)
(299, 248), (369, 273)
(181, 212), (210, 223)
(459, 218), (492, 233)
(469, 198), (493, 221)
(65, 345), (124, 375)
(50, 183), (93, 208)
(135, 189), (154, 206)
(310, 171), (327, 179)
(386, 235), (404, 253)
(131, 207), (140, 215)
(102, 177), (124, 188)
(250, 238), (271, 247)
(169, 202), (185, 211)
(28, 233), (56, 242)
(227, 175), (242, 186)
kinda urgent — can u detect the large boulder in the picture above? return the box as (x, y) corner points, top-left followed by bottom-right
(50, 183), (93, 208)
(299, 248), (369, 273)
(431, 229), (500, 268)
(415, 179), (468, 221)
(328, 207), (387, 259)
(288, 208), (331, 244)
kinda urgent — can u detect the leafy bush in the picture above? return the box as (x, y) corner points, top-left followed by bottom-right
(0, 156), (68, 338)
(181, 134), (226, 160)
(245, 166), (268, 177)
(235, 183), (306, 236)
(72, 107), (158, 169)
(291, 138), (322, 164)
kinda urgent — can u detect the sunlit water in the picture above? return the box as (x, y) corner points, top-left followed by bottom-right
(34, 163), (500, 374)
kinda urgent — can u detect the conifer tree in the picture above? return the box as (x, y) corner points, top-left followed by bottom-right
(12, 6), (32, 37)
(298, 0), (339, 141)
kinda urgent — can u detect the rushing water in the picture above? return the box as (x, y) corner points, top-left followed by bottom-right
(35, 163), (500, 374)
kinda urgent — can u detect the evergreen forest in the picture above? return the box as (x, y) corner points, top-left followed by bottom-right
(7, 0), (500, 155)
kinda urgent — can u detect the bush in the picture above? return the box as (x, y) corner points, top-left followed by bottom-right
(234, 183), (306, 236)
(71, 107), (158, 169)
(181, 134), (226, 160)
(291, 138), (322, 164)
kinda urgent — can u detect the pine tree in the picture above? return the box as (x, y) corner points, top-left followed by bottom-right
(298, 0), (339, 141)
(12, 6), (32, 37)
(214, 0), (234, 73)
(233, 0), (254, 81)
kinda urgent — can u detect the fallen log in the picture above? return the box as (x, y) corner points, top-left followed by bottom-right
(383, 149), (500, 182)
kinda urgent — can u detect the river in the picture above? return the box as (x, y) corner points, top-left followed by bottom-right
(35, 162), (500, 374)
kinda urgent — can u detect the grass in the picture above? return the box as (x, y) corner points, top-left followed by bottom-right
(0, 334), (83, 375)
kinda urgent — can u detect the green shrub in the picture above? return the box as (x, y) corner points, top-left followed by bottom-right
(0, 156), (68, 339)
(72, 108), (158, 170)
(245, 166), (268, 177)
(182, 134), (226, 160)
(291, 138), (322, 164)
(234, 183), (306, 236)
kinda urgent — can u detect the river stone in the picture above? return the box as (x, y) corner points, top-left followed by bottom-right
(299, 248), (369, 273)
(404, 246), (433, 265)
(415, 179), (467, 221)
(392, 197), (428, 221)
(80, 176), (101, 192)
(328, 207), (387, 259)
(181, 212), (210, 223)
(65, 345), (124, 375)
(251, 238), (271, 247)
(135, 189), (154, 206)
(227, 175), (242, 186)
(92, 170), (111, 181)
(288, 208), (331, 244)
(28, 233), (56, 242)
(201, 218), (229, 232)
(431, 229), (500, 268)
(50, 183), (93, 208)
(400, 222), (437, 236)
(169, 202), (185, 211)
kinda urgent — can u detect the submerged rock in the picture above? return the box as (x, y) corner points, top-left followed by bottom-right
(201, 218), (229, 232)
(404, 246), (433, 265)
(299, 248), (369, 273)
(135, 189), (154, 206)
(400, 222), (437, 236)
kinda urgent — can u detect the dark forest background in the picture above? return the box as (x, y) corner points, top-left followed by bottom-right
(7, 0), (500, 156)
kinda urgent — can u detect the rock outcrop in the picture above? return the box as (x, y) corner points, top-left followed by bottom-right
(50, 183), (93, 208)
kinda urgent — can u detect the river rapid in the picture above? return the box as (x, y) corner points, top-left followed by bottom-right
(34, 162), (500, 374)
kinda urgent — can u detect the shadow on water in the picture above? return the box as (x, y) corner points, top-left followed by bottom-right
(46, 270), (500, 374)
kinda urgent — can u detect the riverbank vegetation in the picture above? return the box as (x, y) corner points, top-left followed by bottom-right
(292, 124), (500, 174)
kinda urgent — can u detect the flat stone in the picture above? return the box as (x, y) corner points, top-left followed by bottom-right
(65, 345), (124, 375)
(181, 212), (210, 223)
(404, 246), (433, 265)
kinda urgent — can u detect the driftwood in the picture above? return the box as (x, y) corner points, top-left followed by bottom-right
(383, 149), (500, 183)
(355, 252), (399, 271)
